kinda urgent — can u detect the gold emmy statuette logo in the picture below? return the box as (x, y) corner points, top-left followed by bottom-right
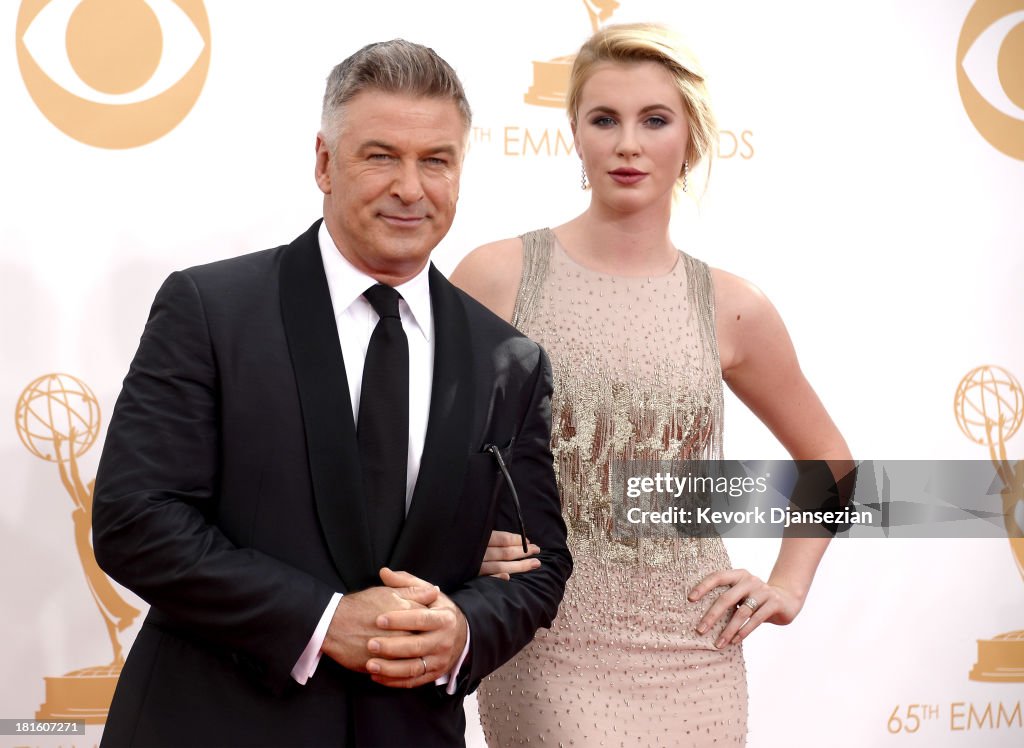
(957, 0), (1024, 159)
(16, 0), (211, 149)
(955, 364), (1024, 681)
(523, 0), (619, 107)
(15, 373), (140, 722)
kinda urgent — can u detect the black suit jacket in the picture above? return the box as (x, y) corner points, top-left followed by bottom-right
(92, 221), (571, 747)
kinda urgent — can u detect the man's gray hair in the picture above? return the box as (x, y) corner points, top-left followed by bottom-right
(321, 39), (472, 143)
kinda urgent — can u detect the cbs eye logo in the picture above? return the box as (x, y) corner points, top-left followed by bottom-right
(16, 0), (211, 149)
(958, 0), (1024, 160)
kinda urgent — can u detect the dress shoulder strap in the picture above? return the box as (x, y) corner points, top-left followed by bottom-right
(680, 252), (719, 362)
(680, 252), (724, 458)
(510, 227), (554, 331)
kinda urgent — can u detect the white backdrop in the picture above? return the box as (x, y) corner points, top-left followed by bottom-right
(2, 1), (1022, 746)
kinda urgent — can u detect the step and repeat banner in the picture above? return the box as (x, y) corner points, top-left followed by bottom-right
(1, 1), (1021, 746)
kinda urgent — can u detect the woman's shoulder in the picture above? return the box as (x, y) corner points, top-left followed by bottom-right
(450, 235), (530, 323)
(710, 266), (792, 376)
(709, 266), (773, 319)
(462, 236), (526, 267)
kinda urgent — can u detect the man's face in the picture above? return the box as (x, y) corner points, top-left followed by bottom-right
(315, 91), (467, 285)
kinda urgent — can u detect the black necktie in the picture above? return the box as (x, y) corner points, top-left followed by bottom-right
(357, 284), (409, 569)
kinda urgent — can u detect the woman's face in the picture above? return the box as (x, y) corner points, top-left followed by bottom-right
(573, 61), (689, 211)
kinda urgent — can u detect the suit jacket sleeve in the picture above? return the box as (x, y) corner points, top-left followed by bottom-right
(448, 345), (572, 693)
(92, 270), (335, 690)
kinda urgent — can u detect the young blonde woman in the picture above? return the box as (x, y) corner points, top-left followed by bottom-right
(453, 24), (851, 746)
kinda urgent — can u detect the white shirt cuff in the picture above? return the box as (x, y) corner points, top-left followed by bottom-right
(434, 624), (471, 695)
(291, 592), (343, 685)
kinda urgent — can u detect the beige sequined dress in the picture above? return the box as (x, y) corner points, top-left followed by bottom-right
(477, 229), (747, 747)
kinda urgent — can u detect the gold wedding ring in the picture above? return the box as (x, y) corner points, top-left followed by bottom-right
(420, 657), (428, 676)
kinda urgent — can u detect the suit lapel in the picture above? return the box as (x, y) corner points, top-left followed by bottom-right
(391, 267), (475, 569)
(279, 221), (376, 591)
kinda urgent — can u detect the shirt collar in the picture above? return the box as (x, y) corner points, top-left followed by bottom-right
(318, 220), (433, 342)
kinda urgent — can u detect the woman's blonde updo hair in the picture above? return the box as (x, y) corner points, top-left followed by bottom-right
(567, 23), (717, 182)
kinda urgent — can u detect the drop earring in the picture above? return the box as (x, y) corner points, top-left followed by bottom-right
(681, 159), (689, 192)
(580, 162), (589, 190)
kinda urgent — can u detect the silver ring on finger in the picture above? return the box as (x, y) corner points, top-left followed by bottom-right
(741, 596), (759, 613)
(420, 657), (428, 676)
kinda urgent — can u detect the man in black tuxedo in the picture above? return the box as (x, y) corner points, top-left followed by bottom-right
(92, 39), (570, 747)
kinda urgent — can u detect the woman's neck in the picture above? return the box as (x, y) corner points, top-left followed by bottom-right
(556, 199), (677, 277)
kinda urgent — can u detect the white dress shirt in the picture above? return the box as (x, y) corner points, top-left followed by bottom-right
(290, 221), (467, 693)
